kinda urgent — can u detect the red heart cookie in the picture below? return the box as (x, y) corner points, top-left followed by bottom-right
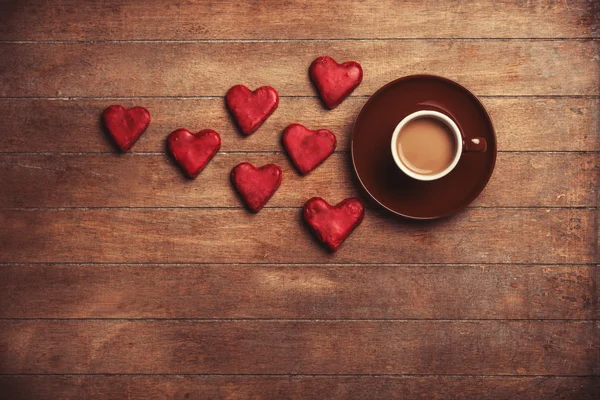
(167, 129), (221, 178)
(226, 85), (279, 135)
(309, 56), (363, 109)
(231, 162), (283, 212)
(303, 197), (365, 252)
(102, 105), (151, 152)
(282, 123), (336, 175)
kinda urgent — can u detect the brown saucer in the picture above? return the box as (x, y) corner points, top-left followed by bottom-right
(351, 75), (497, 220)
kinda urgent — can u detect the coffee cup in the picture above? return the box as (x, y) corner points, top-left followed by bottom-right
(390, 110), (486, 181)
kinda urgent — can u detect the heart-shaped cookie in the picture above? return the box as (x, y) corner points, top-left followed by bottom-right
(102, 105), (151, 152)
(231, 162), (283, 212)
(226, 85), (279, 135)
(282, 123), (336, 175)
(303, 197), (365, 252)
(167, 129), (221, 178)
(309, 56), (363, 109)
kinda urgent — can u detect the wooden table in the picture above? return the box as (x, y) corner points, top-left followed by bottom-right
(0, 1), (598, 399)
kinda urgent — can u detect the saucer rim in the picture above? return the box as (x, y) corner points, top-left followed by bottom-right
(350, 74), (498, 220)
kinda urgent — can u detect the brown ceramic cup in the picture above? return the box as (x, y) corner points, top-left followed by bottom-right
(390, 110), (487, 181)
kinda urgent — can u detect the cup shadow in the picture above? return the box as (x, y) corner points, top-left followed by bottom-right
(346, 152), (455, 227)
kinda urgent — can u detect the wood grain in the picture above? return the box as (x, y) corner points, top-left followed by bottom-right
(1, 375), (599, 400)
(0, 41), (598, 98)
(1, 264), (596, 320)
(0, 320), (598, 374)
(0, 208), (595, 264)
(1, 0), (598, 40)
(0, 153), (597, 208)
(1, 97), (598, 153)
(1, 1), (599, 396)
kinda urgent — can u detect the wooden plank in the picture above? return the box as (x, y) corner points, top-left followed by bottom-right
(1, 376), (599, 400)
(0, 264), (597, 319)
(0, 209), (595, 264)
(0, 320), (597, 374)
(0, 41), (597, 97)
(0, 0), (598, 40)
(0, 153), (597, 208)
(0, 98), (597, 153)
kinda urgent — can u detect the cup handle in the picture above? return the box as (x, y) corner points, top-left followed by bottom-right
(463, 137), (487, 152)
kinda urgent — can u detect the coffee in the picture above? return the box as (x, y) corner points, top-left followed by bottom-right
(396, 117), (456, 176)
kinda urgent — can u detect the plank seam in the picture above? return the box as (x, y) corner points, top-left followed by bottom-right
(0, 262), (597, 267)
(0, 151), (599, 155)
(0, 95), (598, 100)
(0, 38), (598, 44)
(0, 373), (597, 378)
(0, 318), (597, 322)
(1, 206), (597, 211)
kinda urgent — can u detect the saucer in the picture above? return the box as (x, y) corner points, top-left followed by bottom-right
(351, 75), (497, 220)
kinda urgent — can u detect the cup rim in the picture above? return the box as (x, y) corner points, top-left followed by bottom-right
(390, 110), (463, 181)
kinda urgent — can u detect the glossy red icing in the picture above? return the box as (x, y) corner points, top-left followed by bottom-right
(303, 197), (365, 252)
(309, 56), (363, 109)
(226, 85), (279, 135)
(231, 162), (283, 212)
(282, 123), (336, 175)
(102, 105), (151, 152)
(167, 129), (221, 178)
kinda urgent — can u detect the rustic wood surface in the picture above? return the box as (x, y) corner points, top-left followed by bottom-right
(1, 376), (599, 400)
(1, 0), (598, 40)
(1, 98), (599, 152)
(1, 320), (598, 375)
(1, 208), (597, 263)
(1, 153), (598, 207)
(1, 264), (597, 319)
(0, 0), (598, 399)
(1, 41), (598, 97)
